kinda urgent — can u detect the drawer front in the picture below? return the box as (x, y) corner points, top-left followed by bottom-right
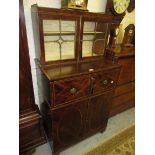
(52, 75), (90, 107)
(114, 82), (135, 97)
(112, 91), (135, 108)
(110, 99), (135, 117)
(118, 57), (135, 84)
(92, 69), (120, 94)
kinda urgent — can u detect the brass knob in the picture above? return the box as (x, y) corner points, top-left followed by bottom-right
(103, 80), (108, 85)
(111, 80), (114, 84)
(70, 87), (77, 94)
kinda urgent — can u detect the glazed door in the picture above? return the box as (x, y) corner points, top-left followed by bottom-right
(39, 13), (80, 64)
(51, 99), (88, 152)
(87, 92), (113, 132)
(80, 14), (112, 59)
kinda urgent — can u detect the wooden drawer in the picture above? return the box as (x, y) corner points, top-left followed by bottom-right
(52, 75), (90, 107)
(110, 99), (135, 117)
(118, 57), (135, 84)
(92, 69), (120, 95)
(112, 91), (135, 108)
(114, 82), (135, 97)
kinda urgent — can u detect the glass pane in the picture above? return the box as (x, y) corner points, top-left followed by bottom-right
(43, 20), (59, 32)
(83, 22), (95, 32)
(61, 20), (75, 32)
(44, 42), (60, 61)
(61, 41), (75, 60)
(82, 41), (93, 57)
(82, 35), (94, 57)
(82, 21), (109, 58)
(43, 19), (76, 61)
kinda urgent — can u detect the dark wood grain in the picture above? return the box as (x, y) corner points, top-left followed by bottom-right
(92, 69), (120, 95)
(51, 99), (88, 152)
(108, 47), (135, 117)
(127, 0), (135, 13)
(40, 59), (121, 81)
(88, 92), (113, 132)
(31, 5), (122, 154)
(19, 0), (46, 153)
(19, 0), (35, 112)
(52, 75), (90, 107)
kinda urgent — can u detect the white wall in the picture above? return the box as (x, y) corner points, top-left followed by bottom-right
(23, 0), (107, 107)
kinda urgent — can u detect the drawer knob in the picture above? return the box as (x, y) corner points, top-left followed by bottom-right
(70, 87), (77, 94)
(89, 68), (94, 72)
(111, 80), (114, 84)
(103, 80), (108, 85)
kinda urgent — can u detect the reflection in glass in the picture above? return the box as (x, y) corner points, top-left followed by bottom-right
(82, 21), (109, 57)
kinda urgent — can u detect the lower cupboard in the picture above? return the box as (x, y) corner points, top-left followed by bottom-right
(41, 91), (113, 154)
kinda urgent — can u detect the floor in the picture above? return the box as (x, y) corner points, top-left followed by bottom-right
(33, 108), (135, 155)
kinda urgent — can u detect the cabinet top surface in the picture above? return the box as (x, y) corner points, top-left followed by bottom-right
(39, 59), (121, 81)
(31, 4), (114, 20)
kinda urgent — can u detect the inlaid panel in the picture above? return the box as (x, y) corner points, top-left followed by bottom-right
(51, 99), (88, 151)
(88, 92), (113, 132)
(52, 75), (90, 107)
(92, 69), (120, 95)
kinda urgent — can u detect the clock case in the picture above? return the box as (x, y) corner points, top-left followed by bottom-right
(106, 0), (135, 117)
(61, 0), (88, 11)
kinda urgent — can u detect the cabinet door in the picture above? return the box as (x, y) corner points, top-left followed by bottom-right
(51, 99), (88, 152)
(39, 13), (80, 64)
(87, 92), (113, 132)
(80, 15), (112, 59)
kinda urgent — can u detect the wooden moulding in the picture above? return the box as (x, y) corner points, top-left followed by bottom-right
(19, 107), (46, 153)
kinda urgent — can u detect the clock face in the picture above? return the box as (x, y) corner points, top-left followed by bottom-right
(113, 0), (130, 14)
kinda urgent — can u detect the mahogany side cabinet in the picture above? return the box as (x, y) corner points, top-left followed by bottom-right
(31, 5), (122, 154)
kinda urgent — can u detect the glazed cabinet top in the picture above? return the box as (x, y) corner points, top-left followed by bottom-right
(31, 5), (114, 65)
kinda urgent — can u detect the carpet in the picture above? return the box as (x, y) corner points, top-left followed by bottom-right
(82, 125), (135, 155)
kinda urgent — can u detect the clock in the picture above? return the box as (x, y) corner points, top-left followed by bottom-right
(113, 0), (130, 15)
(106, 0), (131, 15)
(61, 0), (88, 11)
(122, 24), (135, 47)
